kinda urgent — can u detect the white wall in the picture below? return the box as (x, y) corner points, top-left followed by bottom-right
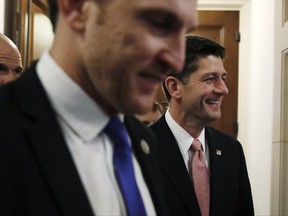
(241, 0), (275, 215)
(199, 0), (276, 215)
(273, 0), (288, 214)
(0, 0), (4, 33)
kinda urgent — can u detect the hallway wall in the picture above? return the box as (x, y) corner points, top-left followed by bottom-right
(199, 0), (276, 214)
(242, 0), (275, 214)
(0, 0), (4, 33)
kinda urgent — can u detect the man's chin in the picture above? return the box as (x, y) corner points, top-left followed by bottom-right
(203, 112), (221, 122)
(122, 101), (152, 115)
(210, 114), (221, 122)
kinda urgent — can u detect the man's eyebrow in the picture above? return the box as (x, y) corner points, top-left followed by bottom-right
(203, 71), (227, 77)
(136, 8), (182, 24)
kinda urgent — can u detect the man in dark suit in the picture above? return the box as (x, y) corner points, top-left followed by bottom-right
(150, 36), (254, 216)
(0, 0), (198, 215)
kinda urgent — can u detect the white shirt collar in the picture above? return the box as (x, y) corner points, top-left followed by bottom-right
(36, 51), (112, 143)
(165, 109), (206, 153)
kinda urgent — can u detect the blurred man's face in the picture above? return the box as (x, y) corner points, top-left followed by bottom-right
(78, 0), (198, 115)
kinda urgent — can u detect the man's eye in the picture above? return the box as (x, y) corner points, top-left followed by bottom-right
(204, 77), (215, 82)
(143, 13), (180, 35)
(150, 18), (171, 30)
(146, 17), (173, 35)
(13, 68), (22, 74)
(137, 10), (181, 35)
(0, 65), (9, 74)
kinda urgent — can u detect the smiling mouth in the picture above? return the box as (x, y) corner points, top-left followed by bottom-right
(206, 100), (220, 105)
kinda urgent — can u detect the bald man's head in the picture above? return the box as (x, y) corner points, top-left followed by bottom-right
(0, 33), (23, 84)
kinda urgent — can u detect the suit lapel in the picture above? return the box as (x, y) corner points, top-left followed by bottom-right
(15, 67), (94, 216)
(206, 127), (229, 214)
(124, 116), (169, 216)
(151, 116), (201, 215)
(206, 127), (228, 185)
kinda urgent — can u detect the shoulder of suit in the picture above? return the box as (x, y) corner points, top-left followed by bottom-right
(125, 115), (155, 137)
(206, 126), (240, 143)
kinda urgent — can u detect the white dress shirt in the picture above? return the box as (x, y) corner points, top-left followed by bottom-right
(36, 52), (156, 216)
(165, 110), (210, 172)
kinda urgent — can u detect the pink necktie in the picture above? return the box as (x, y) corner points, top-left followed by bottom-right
(191, 139), (210, 216)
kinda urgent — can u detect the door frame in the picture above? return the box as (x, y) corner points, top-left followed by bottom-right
(198, 0), (249, 148)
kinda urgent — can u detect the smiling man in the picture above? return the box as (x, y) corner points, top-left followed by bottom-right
(0, 0), (197, 215)
(150, 36), (254, 216)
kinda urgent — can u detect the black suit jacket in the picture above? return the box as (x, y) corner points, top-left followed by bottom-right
(0, 63), (169, 216)
(150, 114), (254, 216)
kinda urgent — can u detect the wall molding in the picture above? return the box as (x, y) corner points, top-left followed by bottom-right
(198, 0), (247, 11)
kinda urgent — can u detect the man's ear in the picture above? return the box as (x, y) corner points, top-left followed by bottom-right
(57, 0), (93, 32)
(165, 76), (182, 100)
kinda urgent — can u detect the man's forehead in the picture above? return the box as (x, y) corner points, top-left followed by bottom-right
(133, 0), (197, 30)
(0, 40), (20, 55)
(134, 0), (197, 15)
(0, 54), (22, 68)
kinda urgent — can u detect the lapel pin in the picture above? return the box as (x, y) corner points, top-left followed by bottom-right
(216, 150), (222, 156)
(140, 140), (150, 155)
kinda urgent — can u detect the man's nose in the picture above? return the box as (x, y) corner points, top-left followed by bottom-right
(214, 80), (229, 95)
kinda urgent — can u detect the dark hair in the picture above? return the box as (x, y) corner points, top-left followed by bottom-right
(163, 35), (226, 101)
(47, 0), (58, 31)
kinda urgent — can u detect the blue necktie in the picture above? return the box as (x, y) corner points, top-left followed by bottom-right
(104, 116), (147, 216)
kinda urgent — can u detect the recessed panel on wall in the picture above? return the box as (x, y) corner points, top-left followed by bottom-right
(280, 49), (288, 215)
(284, 0), (288, 23)
(281, 50), (288, 142)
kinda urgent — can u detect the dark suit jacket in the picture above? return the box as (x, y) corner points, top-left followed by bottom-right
(150, 114), (254, 216)
(0, 63), (169, 216)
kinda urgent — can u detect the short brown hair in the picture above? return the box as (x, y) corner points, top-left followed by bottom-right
(163, 35), (226, 101)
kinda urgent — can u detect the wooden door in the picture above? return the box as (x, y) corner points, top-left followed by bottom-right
(192, 11), (239, 139)
(156, 11), (239, 139)
(4, 0), (53, 68)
